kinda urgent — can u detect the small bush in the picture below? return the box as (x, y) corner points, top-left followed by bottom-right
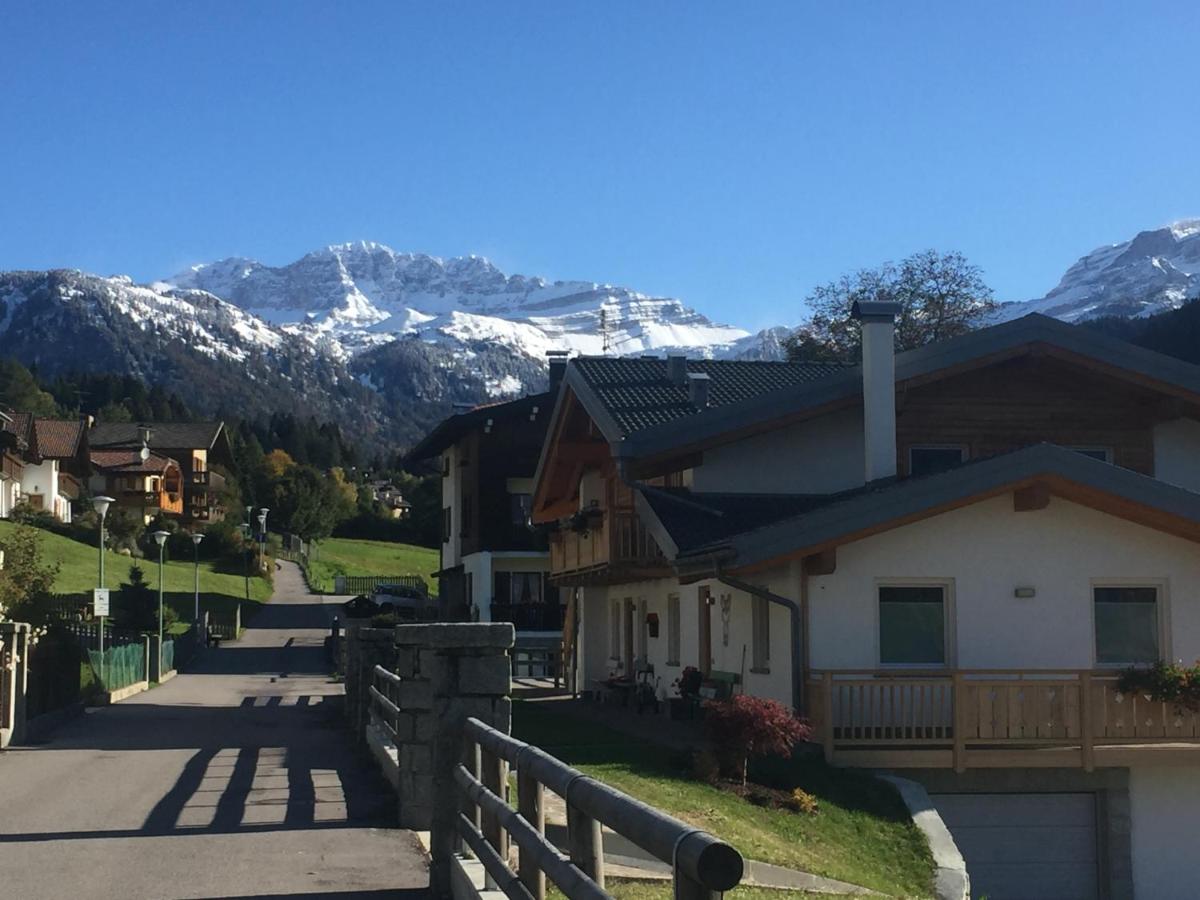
(690, 749), (721, 785)
(1118, 660), (1200, 711)
(785, 787), (820, 815)
(703, 694), (811, 785)
(746, 790), (773, 808)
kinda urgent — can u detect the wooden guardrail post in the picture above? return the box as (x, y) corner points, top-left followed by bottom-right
(1080, 671), (1095, 772)
(517, 763), (546, 900)
(567, 797), (606, 889)
(480, 745), (509, 889)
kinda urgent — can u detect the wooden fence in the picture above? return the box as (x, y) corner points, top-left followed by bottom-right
(456, 716), (743, 900)
(334, 575), (429, 596)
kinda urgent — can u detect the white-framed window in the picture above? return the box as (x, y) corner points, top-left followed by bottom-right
(609, 600), (621, 661)
(666, 594), (681, 666)
(1094, 585), (1161, 665)
(1070, 446), (1113, 463)
(751, 595), (770, 673)
(907, 445), (968, 478)
(878, 583), (951, 666)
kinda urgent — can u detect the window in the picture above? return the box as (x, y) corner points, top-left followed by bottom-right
(1070, 447), (1113, 463)
(460, 494), (473, 538)
(510, 493), (532, 526)
(751, 595), (770, 672)
(667, 594), (681, 666)
(610, 600), (621, 660)
(879, 585), (947, 666)
(908, 445), (967, 478)
(1094, 586), (1160, 665)
(442, 507), (452, 542)
(442, 455), (451, 477)
(510, 572), (543, 605)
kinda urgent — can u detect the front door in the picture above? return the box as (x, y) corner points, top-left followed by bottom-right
(698, 587), (712, 674)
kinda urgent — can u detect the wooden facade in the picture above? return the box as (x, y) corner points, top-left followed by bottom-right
(894, 355), (1173, 476)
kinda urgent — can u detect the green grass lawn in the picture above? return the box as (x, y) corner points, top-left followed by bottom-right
(304, 537), (439, 593)
(513, 701), (933, 899)
(0, 520), (272, 627)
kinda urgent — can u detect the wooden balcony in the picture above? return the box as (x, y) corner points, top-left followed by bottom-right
(549, 508), (671, 585)
(806, 669), (1200, 770)
(119, 489), (184, 516)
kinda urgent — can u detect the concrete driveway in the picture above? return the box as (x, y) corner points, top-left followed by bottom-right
(0, 562), (428, 899)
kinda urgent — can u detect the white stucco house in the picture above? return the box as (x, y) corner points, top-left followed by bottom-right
(531, 309), (1200, 899)
(5, 414), (89, 523)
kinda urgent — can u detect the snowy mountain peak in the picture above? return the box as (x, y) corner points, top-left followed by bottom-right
(1001, 220), (1200, 322)
(166, 243), (756, 363)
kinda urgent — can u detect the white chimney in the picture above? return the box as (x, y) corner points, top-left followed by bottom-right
(851, 300), (901, 482)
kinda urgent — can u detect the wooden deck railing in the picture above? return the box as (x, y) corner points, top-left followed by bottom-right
(550, 509), (667, 580)
(807, 669), (1200, 771)
(457, 716), (743, 900)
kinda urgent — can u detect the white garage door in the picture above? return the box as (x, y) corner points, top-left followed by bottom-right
(930, 792), (1098, 900)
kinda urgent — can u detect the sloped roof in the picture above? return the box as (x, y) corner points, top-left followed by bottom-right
(652, 444), (1200, 576)
(634, 487), (832, 557)
(91, 449), (179, 474)
(32, 418), (87, 459)
(408, 392), (552, 461)
(89, 421), (225, 451)
(569, 357), (846, 439)
(615, 314), (1200, 459)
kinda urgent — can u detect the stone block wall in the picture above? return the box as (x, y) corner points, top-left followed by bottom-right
(391, 623), (514, 835)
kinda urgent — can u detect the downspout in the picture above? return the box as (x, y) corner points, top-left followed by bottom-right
(713, 569), (805, 717)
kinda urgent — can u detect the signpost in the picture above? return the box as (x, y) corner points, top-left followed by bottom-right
(92, 588), (110, 618)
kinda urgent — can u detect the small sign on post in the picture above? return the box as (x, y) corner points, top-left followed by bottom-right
(93, 588), (110, 618)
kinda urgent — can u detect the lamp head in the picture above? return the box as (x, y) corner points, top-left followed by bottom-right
(153, 530), (170, 547)
(257, 513), (267, 528)
(259, 507), (269, 517)
(191, 533), (204, 546)
(92, 495), (115, 519)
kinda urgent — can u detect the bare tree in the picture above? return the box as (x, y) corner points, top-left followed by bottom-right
(785, 250), (997, 363)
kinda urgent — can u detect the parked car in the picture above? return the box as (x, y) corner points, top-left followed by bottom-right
(371, 584), (437, 621)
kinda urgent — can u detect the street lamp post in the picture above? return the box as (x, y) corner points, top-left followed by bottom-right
(92, 496), (115, 684)
(257, 511), (267, 572)
(153, 530), (170, 677)
(190, 533), (204, 628)
(239, 522), (251, 602)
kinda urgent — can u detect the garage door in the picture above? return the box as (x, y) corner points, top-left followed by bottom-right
(930, 792), (1098, 900)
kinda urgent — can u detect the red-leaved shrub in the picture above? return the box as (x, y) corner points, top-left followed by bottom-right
(702, 695), (810, 784)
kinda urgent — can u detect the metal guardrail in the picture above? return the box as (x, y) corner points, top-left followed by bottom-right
(457, 716), (743, 900)
(369, 664), (403, 742)
(511, 647), (562, 687)
(335, 574), (429, 596)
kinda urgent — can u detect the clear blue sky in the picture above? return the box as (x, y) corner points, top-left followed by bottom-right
(1, 2), (1197, 330)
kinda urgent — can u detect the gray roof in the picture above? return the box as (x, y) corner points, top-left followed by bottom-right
(658, 443), (1200, 576)
(567, 357), (846, 441)
(613, 314), (1200, 460)
(407, 392), (552, 461)
(89, 421), (225, 451)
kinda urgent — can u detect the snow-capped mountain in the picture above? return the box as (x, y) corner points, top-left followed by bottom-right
(166, 242), (767, 362)
(1001, 220), (1200, 322)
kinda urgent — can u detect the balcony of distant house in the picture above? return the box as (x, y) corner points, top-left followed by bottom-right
(90, 450), (185, 519)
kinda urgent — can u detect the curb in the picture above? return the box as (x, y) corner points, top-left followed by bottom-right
(877, 775), (970, 900)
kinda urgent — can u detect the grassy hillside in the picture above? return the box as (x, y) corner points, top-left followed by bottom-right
(305, 537), (439, 593)
(0, 520), (272, 624)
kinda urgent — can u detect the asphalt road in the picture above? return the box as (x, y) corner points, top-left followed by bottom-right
(0, 562), (428, 899)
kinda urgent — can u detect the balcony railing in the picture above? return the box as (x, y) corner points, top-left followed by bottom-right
(550, 509), (668, 583)
(192, 470), (209, 485)
(806, 669), (1200, 771)
(489, 602), (564, 632)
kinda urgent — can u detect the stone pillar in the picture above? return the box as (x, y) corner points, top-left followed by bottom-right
(146, 634), (162, 683)
(1, 622), (31, 748)
(392, 623), (514, 898)
(344, 624), (398, 744)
